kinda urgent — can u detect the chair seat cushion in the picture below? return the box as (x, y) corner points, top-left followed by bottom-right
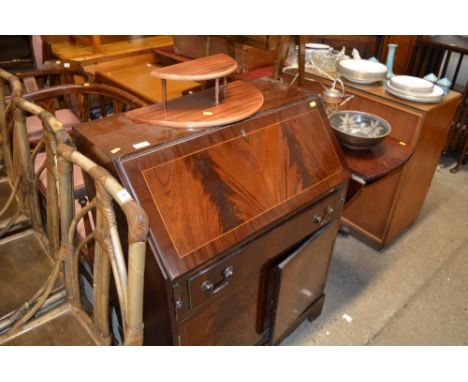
(26, 108), (81, 145)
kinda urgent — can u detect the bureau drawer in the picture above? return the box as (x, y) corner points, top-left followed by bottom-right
(184, 185), (346, 313)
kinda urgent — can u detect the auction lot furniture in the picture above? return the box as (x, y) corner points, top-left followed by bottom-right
(95, 63), (199, 104)
(47, 36), (173, 69)
(283, 70), (461, 248)
(0, 73), (149, 344)
(73, 76), (350, 345)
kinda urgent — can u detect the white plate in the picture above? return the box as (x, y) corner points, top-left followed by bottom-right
(339, 59), (388, 75)
(305, 43), (331, 50)
(387, 81), (444, 98)
(390, 75), (434, 94)
(342, 76), (382, 84)
(385, 82), (444, 103)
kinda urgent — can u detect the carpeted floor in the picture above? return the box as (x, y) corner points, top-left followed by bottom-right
(282, 156), (468, 345)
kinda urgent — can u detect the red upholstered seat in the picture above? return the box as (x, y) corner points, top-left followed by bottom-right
(26, 108), (81, 145)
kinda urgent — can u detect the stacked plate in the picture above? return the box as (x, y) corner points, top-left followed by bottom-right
(385, 75), (444, 103)
(337, 59), (388, 84)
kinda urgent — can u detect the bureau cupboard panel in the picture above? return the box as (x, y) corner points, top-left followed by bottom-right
(176, 187), (346, 318)
(178, 274), (264, 345)
(271, 219), (339, 344)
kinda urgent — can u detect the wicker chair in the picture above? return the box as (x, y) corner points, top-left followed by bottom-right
(0, 100), (149, 345)
(0, 68), (41, 238)
(22, 83), (147, 246)
(0, 73), (59, 321)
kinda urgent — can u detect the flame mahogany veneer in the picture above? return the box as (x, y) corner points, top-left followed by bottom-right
(73, 78), (350, 345)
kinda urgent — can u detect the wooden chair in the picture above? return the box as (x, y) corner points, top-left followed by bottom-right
(448, 82), (468, 173)
(0, 107), (148, 345)
(15, 60), (94, 93)
(23, 83), (146, 146)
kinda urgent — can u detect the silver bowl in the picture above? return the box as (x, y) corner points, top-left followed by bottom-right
(329, 111), (391, 150)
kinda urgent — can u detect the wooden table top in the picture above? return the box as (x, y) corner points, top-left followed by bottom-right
(51, 36), (173, 65)
(151, 54), (237, 81)
(283, 68), (461, 113)
(338, 79), (461, 113)
(95, 63), (200, 104)
(343, 136), (413, 183)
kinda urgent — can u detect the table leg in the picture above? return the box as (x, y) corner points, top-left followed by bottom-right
(215, 78), (220, 105)
(223, 76), (227, 98)
(161, 79), (167, 107)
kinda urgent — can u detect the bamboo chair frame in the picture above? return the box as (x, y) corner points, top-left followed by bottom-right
(22, 83), (147, 255)
(0, 99), (148, 345)
(0, 67), (42, 238)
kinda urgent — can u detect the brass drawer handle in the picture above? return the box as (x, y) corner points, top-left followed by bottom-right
(313, 205), (335, 225)
(201, 266), (234, 295)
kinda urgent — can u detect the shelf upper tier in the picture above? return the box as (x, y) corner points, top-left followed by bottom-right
(150, 54), (238, 81)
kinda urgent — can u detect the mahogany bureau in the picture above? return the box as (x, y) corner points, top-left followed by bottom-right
(73, 78), (350, 345)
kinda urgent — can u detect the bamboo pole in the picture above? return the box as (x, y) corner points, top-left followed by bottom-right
(125, 241), (146, 345)
(0, 78), (148, 344)
(92, 209), (111, 338)
(60, 145), (148, 345)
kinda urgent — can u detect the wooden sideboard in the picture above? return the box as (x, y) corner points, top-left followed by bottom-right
(283, 71), (461, 248)
(73, 78), (350, 345)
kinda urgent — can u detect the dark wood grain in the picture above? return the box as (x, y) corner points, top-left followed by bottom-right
(141, 106), (342, 259)
(119, 100), (348, 281)
(182, 188), (345, 317)
(74, 78), (350, 345)
(271, 219), (339, 344)
(178, 274), (263, 345)
(126, 81), (264, 128)
(380, 36), (419, 75)
(342, 136), (413, 182)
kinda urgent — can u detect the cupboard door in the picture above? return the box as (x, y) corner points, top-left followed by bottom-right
(178, 273), (265, 345)
(271, 220), (339, 344)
